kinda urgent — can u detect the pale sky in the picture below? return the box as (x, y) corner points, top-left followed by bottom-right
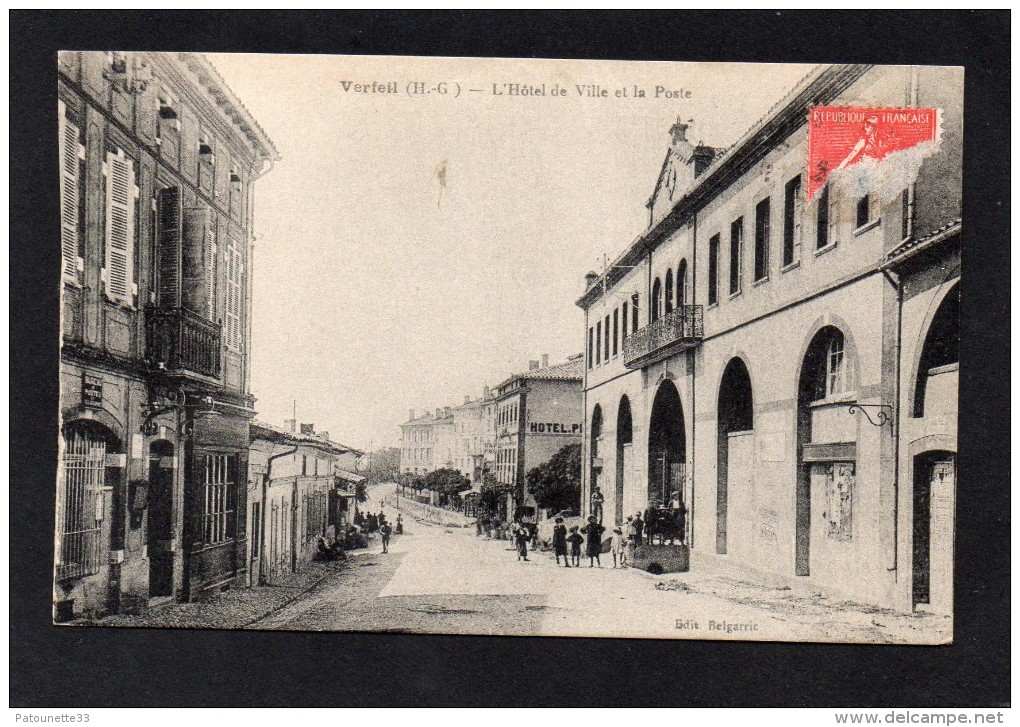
(206, 54), (814, 450)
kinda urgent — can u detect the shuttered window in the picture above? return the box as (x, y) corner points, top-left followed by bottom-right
(225, 238), (243, 350)
(206, 226), (217, 321)
(58, 102), (84, 283)
(157, 187), (182, 308)
(104, 149), (137, 305)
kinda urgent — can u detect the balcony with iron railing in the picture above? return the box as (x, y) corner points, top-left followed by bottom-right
(622, 304), (704, 369)
(145, 307), (222, 380)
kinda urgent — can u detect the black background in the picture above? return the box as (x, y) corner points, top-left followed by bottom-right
(10, 10), (1010, 707)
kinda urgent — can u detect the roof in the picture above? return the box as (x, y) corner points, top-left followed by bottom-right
(182, 53), (281, 163)
(576, 64), (871, 310)
(400, 413), (455, 426)
(496, 355), (584, 390)
(250, 419), (361, 456)
(335, 469), (366, 484)
(883, 218), (961, 268)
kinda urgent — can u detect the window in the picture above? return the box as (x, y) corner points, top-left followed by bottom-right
(302, 455), (308, 476)
(587, 327), (594, 369)
(595, 320), (602, 365)
(856, 194), (870, 229)
(631, 294), (639, 331)
(250, 501), (262, 559)
(652, 278), (662, 322)
(104, 148), (137, 306)
(664, 269), (674, 313)
(612, 308), (619, 356)
(825, 333), (854, 396)
(729, 217), (743, 296)
(816, 186), (830, 249)
(677, 259), (687, 306)
(754, 198), (770, 282)
(824, 462), (854, 541)
(604, 314), (610, 360)
(206, 226), (217, 321)
(203, 454), (235, 544)
(225, 237), (243, 350)
(783, 175), (803, 267)
(57, 424), (106, 580)
(621, 302), (629, 341)
(901, 188), (912, 240)
(59, 101), (84, 284)
(708, 234), (720, 305)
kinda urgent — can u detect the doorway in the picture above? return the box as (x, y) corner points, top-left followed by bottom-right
(147, 440), (175, 598)
(615, 396), (633, 526)
(913, 451), (955, 610)
(716, 357), (754, 554)
(647, 380), (686, 508)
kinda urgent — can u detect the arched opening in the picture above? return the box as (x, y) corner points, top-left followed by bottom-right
(615, 395), (633, 526)
(795, 325), (857, 576)
(647, 380), (686, 512)
(677, 259), (688, 306)
(912, 449), (956, 612)
(589, 404), (603, 518)
(57, 420), (120, 582)
(651, 278), (662, 322)
(664, 269), (674, 314)
(148, 439), (175, 598)
(716, 357), (754, 555)
(913, 283), (960, 418)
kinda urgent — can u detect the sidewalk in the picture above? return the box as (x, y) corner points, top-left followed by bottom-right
(79, 560), (347, 630)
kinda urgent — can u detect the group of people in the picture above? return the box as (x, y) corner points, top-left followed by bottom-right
(352, 509), (403, 553)
(551, 515), (610, 568)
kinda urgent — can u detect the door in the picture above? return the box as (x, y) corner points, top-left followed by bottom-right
(914, 453), (956, 612)
(726, 431), (754, 560)
(147, 442), (175, 598)
(615, 444), (629, 525)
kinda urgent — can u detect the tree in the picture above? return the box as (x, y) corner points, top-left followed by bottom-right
(355, 481), (368, 503)
(362, 447), (401, 484)
(422, 467), (471, 505)
(526, 442), (581, 513)
(478, 472), (504, 516)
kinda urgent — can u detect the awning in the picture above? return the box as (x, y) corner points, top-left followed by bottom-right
(335, 469), (365, 484)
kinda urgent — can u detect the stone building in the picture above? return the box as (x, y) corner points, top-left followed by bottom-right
(399, 407), (456, 476)
(248, 421), (362, 586)
(493, 355), (584, 519)
(55, 51), (277, 619)
(576, 64), (960, 612)
(450, 388), (497, 484)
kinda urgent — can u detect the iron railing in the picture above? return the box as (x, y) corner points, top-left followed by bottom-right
(146, 307), (222, 379)
(623, 304), (704, 369)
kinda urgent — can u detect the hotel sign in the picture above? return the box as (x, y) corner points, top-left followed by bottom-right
(528, 422), (581, 435)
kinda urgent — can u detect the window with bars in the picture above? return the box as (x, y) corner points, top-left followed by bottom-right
(103, 148), (138, 306)
(225, 238), (243, 350)
(59, 101), (85, 284)
(203, 454), (235, 544)
(56, 425), (106, 580)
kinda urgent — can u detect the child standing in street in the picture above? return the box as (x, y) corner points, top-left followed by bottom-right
(552, 517), (570, 567)
(567, 526), (584, 567)
(611, 526), (626, 568)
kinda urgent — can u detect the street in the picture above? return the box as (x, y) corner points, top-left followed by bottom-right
(247, 495), (951, 643)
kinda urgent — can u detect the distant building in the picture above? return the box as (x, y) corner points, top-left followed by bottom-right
(54, 51), (277, 620)
(248, 421), (363, 585)
(450, 388), (496, 484)
(493, 355), (584, 519)
(399, 407), (455, 476)
(576, 64), (960, 613)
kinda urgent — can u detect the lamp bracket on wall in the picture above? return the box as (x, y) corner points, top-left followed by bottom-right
(140, 385), (219, 439)
(848, 403), (893, 428)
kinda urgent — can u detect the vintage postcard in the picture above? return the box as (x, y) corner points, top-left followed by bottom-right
(54, 53), (961, 644)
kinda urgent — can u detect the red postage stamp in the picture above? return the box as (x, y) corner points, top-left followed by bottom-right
(807, 106), (939, 199)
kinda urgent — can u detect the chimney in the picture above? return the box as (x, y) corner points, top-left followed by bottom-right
(435, 408), (442, 419)
(693, 145), (716, 178)
(541, 354), (549, 368)
(464, 395), (471, 405)
(300, 423), (314, 435)
(444, 406), (451, 418)
(584, 271), (599, 289)
(318, 431), (329, 442)
(529, 360), (539, 371)
(408, 408), (416, 421)
(482, 386), (490, 400)
(284, 418), (297, 433)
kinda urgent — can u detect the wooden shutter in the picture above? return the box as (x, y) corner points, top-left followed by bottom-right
(104, 150), (136, 304)
(225, 239), (242, 350)
(206, 225), (217, 321)
(59, 105), (82, 282)
(157, 187), (182, 307)
(181, 207), (210, 315)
